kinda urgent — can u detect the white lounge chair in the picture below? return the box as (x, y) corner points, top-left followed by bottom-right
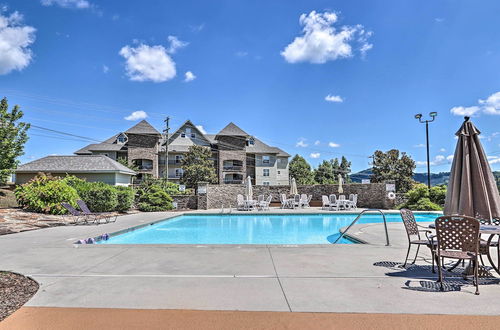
(237, 194), (246, 210)
(280, 194), (290, 209)
(292, 194), (301, 209)
(347, 194), (358, 209)
(338, 195), (347, 210)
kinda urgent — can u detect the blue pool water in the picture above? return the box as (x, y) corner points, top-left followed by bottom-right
(98, 213), (440, 245)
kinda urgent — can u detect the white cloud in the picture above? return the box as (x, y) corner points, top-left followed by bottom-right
(296, 138), (308, 147)
(310, 152), (320, 159)
(488, 156), (500, 165)
(119, 44), (176, 82)
(184, 71), (196, 82)
(314, 140), (320, 146)
(167, 35), (188, 54)
(235, 51), (248, 57)
(0, 12), (36, 75)
(328, 142), (340, 148)
(439, 148), (446, 152)
(413, 143), (425, 148)
(479, 92), (500, 115)
(451, 91), (500, 117)
(281, 10), (372, 64)
(40, 0), (91, 9)
(189, 24), (204, 33)
(416, 154), (453, 166)
(325, 94), (343, 103)
(435, 18), (444, 23)
(195, 125), (206, 134)
(102, 64), (109, 73)
(450, 106), (481, 116)
(124, 110), (148, 121)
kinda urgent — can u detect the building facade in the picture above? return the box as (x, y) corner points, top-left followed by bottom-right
(75, 120), (290, 185)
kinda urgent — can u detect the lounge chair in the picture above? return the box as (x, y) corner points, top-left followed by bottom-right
(61, 202), (87, 224)
(435, 215), (481, 295)
(400, 209), (436, 271)
(259, 195), (272, 210)
(338, 195), (347, 209)
(300, 194), (312, 208)
(77, 200), (116, 224)
(292, 194), (301, 209)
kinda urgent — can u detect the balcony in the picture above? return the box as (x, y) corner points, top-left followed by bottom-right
(137, 165), (153, 171)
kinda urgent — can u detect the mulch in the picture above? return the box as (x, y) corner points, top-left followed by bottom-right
(0, 272), (38, 321)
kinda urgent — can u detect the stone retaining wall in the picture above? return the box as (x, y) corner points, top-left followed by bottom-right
(171, 195), (197, 210)
(200, 183), (395, 210)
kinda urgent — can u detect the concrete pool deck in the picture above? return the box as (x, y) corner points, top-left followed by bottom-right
(1, 209), (500, 320)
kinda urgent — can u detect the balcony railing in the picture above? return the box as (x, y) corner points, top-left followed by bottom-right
(223, 165), (243, 171)
(137, 165), (153, 171)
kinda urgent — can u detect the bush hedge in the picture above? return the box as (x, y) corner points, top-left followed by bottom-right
(78, 182), (118, 212)
(397, 183), (446, 211)
(137, 184), (173, 212)
(115, 186), (134, 212)
(15, 174), (79, 214)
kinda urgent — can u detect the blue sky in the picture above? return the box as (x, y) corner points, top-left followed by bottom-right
(1, 0), (500, 173)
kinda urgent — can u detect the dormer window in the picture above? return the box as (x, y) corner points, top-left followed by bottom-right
(191, 133), (196, 139)
(246, 138), (255, 146)
(181, 133), (186, 138)
(116, 133), (127, 144)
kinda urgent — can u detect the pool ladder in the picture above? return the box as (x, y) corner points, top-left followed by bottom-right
(333, 209), (390, 246)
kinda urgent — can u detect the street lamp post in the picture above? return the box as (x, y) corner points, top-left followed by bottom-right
(414, 112), (438, 191)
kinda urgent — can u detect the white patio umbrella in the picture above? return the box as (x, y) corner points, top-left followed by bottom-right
(290, 177), (298, 195)
(338, 174), (344, 194)
(245, 176), (253, 200)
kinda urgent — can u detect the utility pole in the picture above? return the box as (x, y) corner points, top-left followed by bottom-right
(164, 116), (170, 181)
(414, 112), (438, 191)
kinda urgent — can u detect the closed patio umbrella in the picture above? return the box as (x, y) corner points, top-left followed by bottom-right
(444, 117), (500, 220)
(245, 176), (253, 200)
(290, 177), (298, 195)
(338, 174), (344, 194)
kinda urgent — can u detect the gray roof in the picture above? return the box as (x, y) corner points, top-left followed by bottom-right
(74, 134), (124, 154)
(216, 122), (249, 137)
(125, 120), (161, 135)
(245, 137), (290, 157)
(16, 155), (137, 175)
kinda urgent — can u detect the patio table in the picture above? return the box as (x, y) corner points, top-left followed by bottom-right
(428, 223), (500, 275)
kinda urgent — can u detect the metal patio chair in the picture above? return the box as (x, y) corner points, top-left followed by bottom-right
(61, 202), (87, 224)
(400, 209), (437, 271)
(77, 200), (116, 224)
(435, 215), (481, 295)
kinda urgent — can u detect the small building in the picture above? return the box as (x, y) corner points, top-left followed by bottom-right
(15, 155), (136, 186)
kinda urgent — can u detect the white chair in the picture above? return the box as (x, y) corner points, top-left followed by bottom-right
(338, 195), (346, 210)
(280, 194), (289, 209)
(237, 194), (246, 210)
(293, 194), (301, 209)
(348, 194), (358, 209)
(300, 194), (308, 208)
(322, 195), (331, 210)
(259, 195), (272, 210)
(329, 194), (339, 211)
(305, 195), (312, 208)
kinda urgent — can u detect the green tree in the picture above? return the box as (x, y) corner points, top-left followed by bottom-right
(0, 97), (30, 183)
(289, 154), (315, 184)
(371, 149), (416, 192)
(314, 160), (336, 184)
(181, 145), (217, 188)
(116, 157), (140, 172)
(339, 156), (352, 183)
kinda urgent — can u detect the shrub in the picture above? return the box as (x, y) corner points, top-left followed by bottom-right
(15, 174), (79, 214)
(137, 184), (173, 212)
(397, 183), (445, 211)
(78, 182), (118, 212)
(115, 186), (134, 212)
(137, 178), (192, 195)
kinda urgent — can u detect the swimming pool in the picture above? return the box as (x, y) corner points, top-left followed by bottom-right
(97, 212), (440, 245)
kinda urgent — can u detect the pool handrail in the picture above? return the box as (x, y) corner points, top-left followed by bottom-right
(333, 209), (390, 246)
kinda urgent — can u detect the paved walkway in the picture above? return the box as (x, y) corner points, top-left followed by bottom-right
(1, 210), (500, 317)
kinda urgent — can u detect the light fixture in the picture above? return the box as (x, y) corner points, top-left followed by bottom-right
(414, 114), (422, 120)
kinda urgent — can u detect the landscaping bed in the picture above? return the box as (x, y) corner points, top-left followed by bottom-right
(0, 271), (38, 321)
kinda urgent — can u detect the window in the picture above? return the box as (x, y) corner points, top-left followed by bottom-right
(262, 155), (270, 164)
(116, 133), (127, 144)
(263, 181), (270, 186)
(175, 168), (184, 177)
(191, 133), (196, 139)
(263, 169), (269, 177)
(181, 133), (186, 138)
(246, 138), (255, 146)
(277, 171), (281, 175)
(175, 155), (183, 163)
